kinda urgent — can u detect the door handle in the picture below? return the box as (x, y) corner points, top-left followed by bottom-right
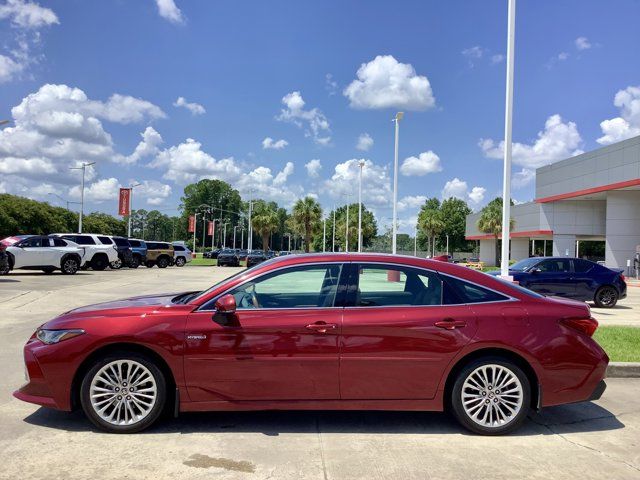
(305, 322), (337, 333)
(435, 318), (466, 330)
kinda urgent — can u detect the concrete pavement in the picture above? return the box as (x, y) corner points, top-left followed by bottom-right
(1, 265), (639, 479)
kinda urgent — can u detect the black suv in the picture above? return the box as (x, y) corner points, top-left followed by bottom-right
(217, 248), (240, 267)
(109, 236), (136, 268)
(246, 251), (267, 267)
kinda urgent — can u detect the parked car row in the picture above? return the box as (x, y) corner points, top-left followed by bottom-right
(208, 248), (283, 267)
(0, 234), (192, 275)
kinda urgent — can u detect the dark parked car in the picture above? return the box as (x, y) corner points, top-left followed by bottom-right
(128, 239), (147, 267)
(217, 249), (239, 267)
(488, 257), (626, 308)
(204, 248), (221, 259)
(246, 251), (267, 267)
(106, 236), (135, 269)
(278, 250), (292, 256)
(0, 247), (9, 275)
(14, 253), (608, 435)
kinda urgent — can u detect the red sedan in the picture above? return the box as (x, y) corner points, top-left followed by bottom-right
(14, 253), (608, 435)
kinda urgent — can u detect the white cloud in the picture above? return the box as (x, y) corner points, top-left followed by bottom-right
(262, 137), (289, 150)
(324, 158), (392, 206)
(462, 46), (485, 59)
(400, 151), (442, 176)
(480, 114), (583, 171)
(558, 52), (569, 61)
(343, 55), (435, 110)
(276, 91), (331, 145)
(491, 54), (505, 64)
(125, 126), (163, 165)
(0, 0), (58, 28)
(69, 177), (120, 203)
(235, 164), (302, 207)
(398, 195), (427, 211)
(130, 179), (172, 206)
(442, 178), (485, 205)
(154, 0), (184, 24)
(512, 168), (536, 189)
(305, 159), (322, 178)
(0, 53), (24, 83)
(0, 84), (165, 189)
(356, 133), (374, 151)
(325, 73), (338, 96)
(575, 36), (592, 51)
(597, 86), (640, 145)
(150, 138), (241, 184)
(273, 161), (294, 186)
(173, 96), (205, 115)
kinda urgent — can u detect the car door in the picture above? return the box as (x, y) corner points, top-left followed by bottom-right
(12, 236), (46, 267)
(340, 263), (478, 400)
(39, 237), (59, 266)
(183, 263), (346, 402)
(571, 259), (597, 300)
(526, 259), (575, 297)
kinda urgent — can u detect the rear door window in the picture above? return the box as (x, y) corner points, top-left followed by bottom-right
(19, 236), (44, 247)
(52, 237), (68, 247)
(72, 235), (96, 245)
(98, 236), (113, 244)
(443, 275), (510, 304)
(573, 259), (594, 273)
(537, 259), (571, 273)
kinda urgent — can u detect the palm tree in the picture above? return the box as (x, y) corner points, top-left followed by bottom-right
(291, 196), (322, 253)
(251, 201), (279, 252)
(418, 207), (445, 257)
(476, 197), (515, 266)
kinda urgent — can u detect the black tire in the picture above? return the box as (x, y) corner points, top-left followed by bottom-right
(42, 267), (55, 274)
(129, 257), (140, 269)
(157, 256), (169, 269)
(91, 254), (108, 271)
(594, 286), (618, 308)
(80, 353), (166, 433)
(61, 256), (80, 275)
(450, 356), (531, 435)
(145, 261), (155, 268)
(175, 257), (186, 267)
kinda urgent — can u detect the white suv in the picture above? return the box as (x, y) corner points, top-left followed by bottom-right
(172, 243), (192, 267)
(4, 235), (85, 274)
(52, 233), (119, 271)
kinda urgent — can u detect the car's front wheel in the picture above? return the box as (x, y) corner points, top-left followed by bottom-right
(129, 257), (140, 269)
(80, 354), (166, 433)
(91, 255), (108, 271)
(450, 357), (530, 435)
(157, 256), (169, 268)
(594, 286), (618, 308)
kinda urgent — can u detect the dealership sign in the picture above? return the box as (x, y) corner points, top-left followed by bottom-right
(188, 215), (196, 233)
(208, 221), (214, 236)
(118, 188), (130, 216)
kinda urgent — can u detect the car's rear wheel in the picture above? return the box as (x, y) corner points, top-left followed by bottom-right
(80, 354), (166, 433)
(91, 255), (108, 271)
(450, 357), (530, 435)
(145, 261), (155, 268)
(157, 256), (169, 269)
(129, 257), (140, 269)
(175, 257), (186, 267)
(594, 286), (618, 308)
(61, 257), (80, 275)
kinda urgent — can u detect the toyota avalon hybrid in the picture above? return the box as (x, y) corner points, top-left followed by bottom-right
(14, 253), (608, 435)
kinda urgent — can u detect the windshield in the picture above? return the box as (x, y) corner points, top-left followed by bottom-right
(509, 257), (541, 272)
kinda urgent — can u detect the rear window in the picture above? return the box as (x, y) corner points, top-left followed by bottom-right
(573, 259), (594, 273)
(129, 240), (141, 247)
(98, 236), (113, 245)
(146, 242), (157, 249)
(443, 275), (510, 304)
(173, 245), (185, 251)
(113, 237), (130, 247)
(69, 235), (95, 245)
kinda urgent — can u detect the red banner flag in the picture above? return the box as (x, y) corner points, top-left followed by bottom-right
(188, 215), (195, 233)
(118, 188), (130, 216)
(207, 221), (214, 236)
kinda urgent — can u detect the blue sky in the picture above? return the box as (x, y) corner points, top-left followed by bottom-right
(1, 0), (639, 232)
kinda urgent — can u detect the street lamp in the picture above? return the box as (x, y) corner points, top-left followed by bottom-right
(414, 224), (418, 257)
(127, 182), (141, 237)
(222, 222), (229, 248)
(322, 216), (326, 252)
(332, 206), (336, 252)
(48, 192), (80, 211)
(357, 159), (365, 253)
(69, 161), (95, 233)
(247, 189), (255, 252)
(391, 111), (404, 254)
(500, 0), (516, 279)
(284, 233), (292, 252)
(233, 225), (240, 249)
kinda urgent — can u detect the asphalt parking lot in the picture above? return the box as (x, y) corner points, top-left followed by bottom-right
(1, 266), (639, 479)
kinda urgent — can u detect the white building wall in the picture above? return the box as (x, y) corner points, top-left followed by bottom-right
(605, 191), (640, 268)
(479, 239), (496, 265)
(510, 238), (529, 261)
(553, 234), (577, 257)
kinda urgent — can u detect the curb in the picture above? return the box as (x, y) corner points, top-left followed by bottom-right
(607, 362), (640, 378)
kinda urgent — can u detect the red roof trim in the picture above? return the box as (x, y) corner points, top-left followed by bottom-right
(535, 178), (640, 203)
(466, 230), (553, 241)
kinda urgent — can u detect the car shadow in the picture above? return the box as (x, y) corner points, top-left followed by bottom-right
(0, 278), (20, 283)
(6, 272), (94, 277)
(23, 401), (624, 437)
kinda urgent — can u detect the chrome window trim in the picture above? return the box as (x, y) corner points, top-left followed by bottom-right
(196, 261), (348, 312)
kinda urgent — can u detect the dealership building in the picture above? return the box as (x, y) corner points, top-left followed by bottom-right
(465, 135), (640, 268)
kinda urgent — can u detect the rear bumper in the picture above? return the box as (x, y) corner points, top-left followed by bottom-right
(588, 380), (607, 401)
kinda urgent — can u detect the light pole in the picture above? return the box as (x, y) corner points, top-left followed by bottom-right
(247, 190), (255, 252)
(446, 234), (450, 256)
(222, 222), (229, 248)
(322, 217), (326, 252)
(345, 203), (350, 252)
(332, 207), (336, 252)
(233, 225), (240, 249)
(69, 161), (95, 233)
(284, 233), (292, 252)
(48, 192), (80, 211)
(414, 224), (418, 257)
(358, 159), (365, 253)
(391, 112), (404, 254)
(127, 182), (141, 237)
(500, 0), (516, 279)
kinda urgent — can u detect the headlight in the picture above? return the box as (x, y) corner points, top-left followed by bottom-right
(36, 328), (85, 345)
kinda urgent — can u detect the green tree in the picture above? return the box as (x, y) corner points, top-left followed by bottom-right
(437, 197), (473, 253)
(321, 203), (377, 252)
(251, 200), (279, 251)
(291, 196), (322, 253)
(83, 212), (126, 236)
(418, 205), (445, 256)
(476, 197), (515, 266)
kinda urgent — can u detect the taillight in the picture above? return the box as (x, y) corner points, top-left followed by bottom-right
(620, 274), (626, 282)
(560, 317), (598, 337)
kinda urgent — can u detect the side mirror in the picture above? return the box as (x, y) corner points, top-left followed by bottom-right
(214, 294), (236, 314)
(530, 268), (541, 274)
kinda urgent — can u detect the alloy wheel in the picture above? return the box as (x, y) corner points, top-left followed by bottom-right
(62, 258), (78, 274)
(461, 364), (523, 429)
(89, 360), (157, 427)
(595, 287), (617, 308)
